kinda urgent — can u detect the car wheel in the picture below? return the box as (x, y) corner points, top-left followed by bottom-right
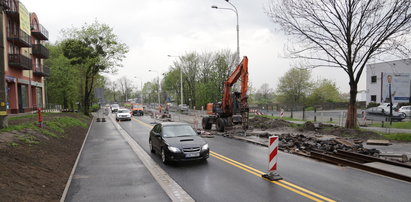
(149, 139), (155, 153)
(161, 148), (168, 164)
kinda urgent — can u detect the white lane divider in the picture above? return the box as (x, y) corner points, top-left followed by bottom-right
(110, 115), (194, 202)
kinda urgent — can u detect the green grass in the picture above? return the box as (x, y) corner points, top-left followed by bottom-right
(369, 121), (411, 129)
(1, 115), (90, 144)
(381, 133), (411, 141)
(8, 113), (50, 121)
(9, 142), (19, 147)
(17, 135), (40, 145)
(0, 123), (34, 132)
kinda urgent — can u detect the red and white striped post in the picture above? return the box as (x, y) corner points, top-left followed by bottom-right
(280, 109), (284, 118)
(262, 135), (282, 181)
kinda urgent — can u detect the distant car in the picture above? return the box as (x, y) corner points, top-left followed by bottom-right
(365, 106), (405, 121)
(116, 109), (132, 121)
(398, 106), (411, 117)
(149, 122), (209, 164)
(132, 104), (144, 116)
(178, 104), (189, 112)
(111, 104), (120, 113)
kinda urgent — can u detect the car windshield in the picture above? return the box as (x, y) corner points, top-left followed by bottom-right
(112, 104), (119, 108)
(162, 125), (197, 138)
(118, 109), (130, 113)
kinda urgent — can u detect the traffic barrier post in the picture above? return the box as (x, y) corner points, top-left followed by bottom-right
(262, 135), (282, 181)
(38, 108), (43, 128)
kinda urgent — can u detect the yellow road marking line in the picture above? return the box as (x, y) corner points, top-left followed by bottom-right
(210, 151), (336, 202)
(133, 118), (335, 202)
(210, 151), (265, 174)
(133, 117), (154, 128)
(210, 153), (324, 202)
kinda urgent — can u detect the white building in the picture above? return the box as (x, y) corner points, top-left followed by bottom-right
(366, 59), (411, 104)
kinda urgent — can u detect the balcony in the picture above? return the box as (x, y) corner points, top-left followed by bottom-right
(5, 0), (19, 19)
(32, 44), (49, 58)
(7, 29), (31, 47)
(9, 54), (32, 70)
(31, 24), (49, 41)
(33, 64), (50, 77)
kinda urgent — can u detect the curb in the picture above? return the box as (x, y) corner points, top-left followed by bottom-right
(59, 116), (95, 202)
(111, 115), (195, 202)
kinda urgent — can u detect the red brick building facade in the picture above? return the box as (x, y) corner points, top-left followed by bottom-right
(3, 0), (49, 114)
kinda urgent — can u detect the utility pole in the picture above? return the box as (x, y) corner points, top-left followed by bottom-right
(0, 1), (8, 128)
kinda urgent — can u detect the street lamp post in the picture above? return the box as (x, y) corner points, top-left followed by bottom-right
(212, 0), (240, 61)
(133, 76), (143, 104)
(167, 55), (184, 105)
(148, 70), (161, 109)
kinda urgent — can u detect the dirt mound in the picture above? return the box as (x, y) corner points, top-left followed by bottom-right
(249, 116), (291, 129)
(0, 113), (91, 202)
(279, 133), (380, 156)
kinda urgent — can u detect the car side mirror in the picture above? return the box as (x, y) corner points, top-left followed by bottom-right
(196, 129), (201, 135)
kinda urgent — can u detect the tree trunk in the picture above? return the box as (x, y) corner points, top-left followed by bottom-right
(83, 76), (90, 116)
(345, 82), (358, 128)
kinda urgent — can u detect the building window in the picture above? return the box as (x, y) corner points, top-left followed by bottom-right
(20, 85), (28, 108)
(371, 95), (377, 102)
(371, 76), (377, 83)
(36, 87), (42, 108)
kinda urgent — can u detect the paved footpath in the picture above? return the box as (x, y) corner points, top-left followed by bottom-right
(62, 116), (172, 202)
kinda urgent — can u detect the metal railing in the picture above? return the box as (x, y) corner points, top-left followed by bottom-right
(8, 54), (32, 70)
(31, 24), (49, 40)
(33, 63), (50, 77)
(32, 44), (49, 58)
(7, 28), (31, 47)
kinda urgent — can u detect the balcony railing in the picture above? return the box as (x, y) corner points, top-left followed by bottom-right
(33, 64), (50, 77)
(7, 28), (31, 47)
(32, 44), (49, 58)
(31, 24), (49, 41)
(9, 54), (32, 70)
(4, 0), (19, 19)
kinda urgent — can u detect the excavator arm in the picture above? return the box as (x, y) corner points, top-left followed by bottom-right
(222, 56), (248, 115)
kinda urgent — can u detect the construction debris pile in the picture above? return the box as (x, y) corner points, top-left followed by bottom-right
(278, 133), (380, 156)
(248, 116), (291, 129)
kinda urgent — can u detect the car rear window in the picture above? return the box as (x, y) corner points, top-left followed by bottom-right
(163, 125), (197, 138)
(118, 109), (130, 113)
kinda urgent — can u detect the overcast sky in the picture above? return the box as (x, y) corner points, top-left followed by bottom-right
(23, 0), (366, 93)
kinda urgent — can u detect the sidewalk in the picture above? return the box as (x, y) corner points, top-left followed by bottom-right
(62, 115), (171, 202)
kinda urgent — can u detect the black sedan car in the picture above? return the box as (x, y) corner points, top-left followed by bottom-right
(149, 122), (209, 164)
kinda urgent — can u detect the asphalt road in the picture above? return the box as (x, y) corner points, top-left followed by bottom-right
(118, 115), (411, 202)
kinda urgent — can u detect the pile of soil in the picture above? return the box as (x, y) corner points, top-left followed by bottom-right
(249, 116), (291, 129)
(279, 133), (380, 156)
(0, 113), (91, 202)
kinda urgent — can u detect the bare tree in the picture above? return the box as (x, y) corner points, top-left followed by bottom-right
(267, 0), (411, 128)
(118, 77), (133, 102)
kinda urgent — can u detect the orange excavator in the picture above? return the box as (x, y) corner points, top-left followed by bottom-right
(202, 56), (249, 132)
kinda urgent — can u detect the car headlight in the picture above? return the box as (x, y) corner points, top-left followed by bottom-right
(168, 146), (180, 153)
(202, 144), (209, 151)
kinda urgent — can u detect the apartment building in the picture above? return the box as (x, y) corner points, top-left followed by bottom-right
(3, 0), (49, 114)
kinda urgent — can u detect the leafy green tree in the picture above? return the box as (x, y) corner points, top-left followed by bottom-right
(276, 68), (313, 105)
(307, 79), (342, 106)
(45, 43), (79, 109)
(61, 21), (128, 115)
(163, 50), (237, 108)
(254, 83), (275, 105)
